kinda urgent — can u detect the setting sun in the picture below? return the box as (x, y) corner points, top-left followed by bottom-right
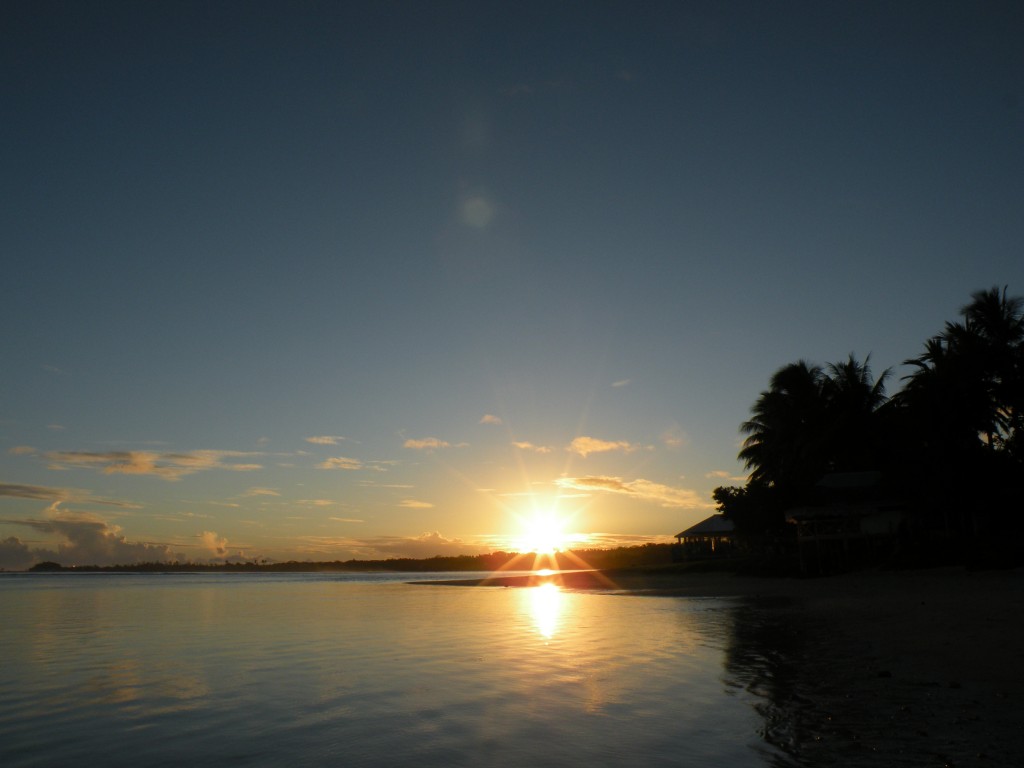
(513, 510), (570, 555)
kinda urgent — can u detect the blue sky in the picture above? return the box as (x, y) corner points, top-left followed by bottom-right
(2, 1), (1022, 567)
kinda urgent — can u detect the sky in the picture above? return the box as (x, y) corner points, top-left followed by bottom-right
(2, 0), (1022, 568)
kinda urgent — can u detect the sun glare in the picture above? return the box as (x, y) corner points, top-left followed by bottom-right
(515, 510), (569, 555)
(529, 582), (563, 639)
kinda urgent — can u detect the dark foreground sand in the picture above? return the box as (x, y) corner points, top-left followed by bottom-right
(421, 566), (1024, 766)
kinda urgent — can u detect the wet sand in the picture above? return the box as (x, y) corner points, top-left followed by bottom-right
(422, 566), (1024, 765)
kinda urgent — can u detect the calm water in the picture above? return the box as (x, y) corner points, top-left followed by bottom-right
(0, 573), (793, 767)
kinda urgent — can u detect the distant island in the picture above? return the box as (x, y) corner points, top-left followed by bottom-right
(22, 543), (678, 574)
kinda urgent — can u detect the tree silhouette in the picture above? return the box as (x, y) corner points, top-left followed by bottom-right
(739, 356), (889, 496)
(724, 286), (1023, 562)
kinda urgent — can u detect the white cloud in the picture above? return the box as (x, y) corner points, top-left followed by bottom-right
(566, 436), (642, 458)
(305, 435), (346, 445)
(555, 475), (713, 509)
(316, 456), (364, 470)
(512, 441), (552, 454)
(612, 379), (632, 388)
(200, 530), (228, 557)
(403, 437), (451, 450)
(479, 414), (503, 425)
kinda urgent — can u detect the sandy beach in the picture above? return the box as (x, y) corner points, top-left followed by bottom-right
(423, 566), (1024, 766)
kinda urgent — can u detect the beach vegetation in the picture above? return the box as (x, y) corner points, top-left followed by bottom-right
(717, 286), (1024, 569)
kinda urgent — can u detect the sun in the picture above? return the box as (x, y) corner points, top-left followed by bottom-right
(513, 509), (570, 556)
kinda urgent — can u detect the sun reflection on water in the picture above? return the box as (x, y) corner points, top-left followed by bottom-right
(528, 583), (563, 640)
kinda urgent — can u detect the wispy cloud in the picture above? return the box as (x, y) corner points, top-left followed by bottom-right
(612, 378), (632, 388)
(479, 414), (503, 425)
(556, 475), (712, 509)
(8, 446), (36, 455)
(661, 424), (689, 450)
(398, 499), (434, 509)
(305, 435), (346, 445)
(243, 487), (280, 497)
(512, 441), (552, 454)
(0, 482), (141, 508)
(705, 469), (748, 483)
(329, 516), (364, 523)
(44, 450), (263, 480)
(316, 456), (364, 470)
(566, 436), (644, 458)
(403, 437), (452, 450)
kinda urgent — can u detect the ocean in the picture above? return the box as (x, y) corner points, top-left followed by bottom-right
(0, 572), (793, 767)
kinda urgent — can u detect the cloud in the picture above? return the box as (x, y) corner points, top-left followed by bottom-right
(44, 450), (263, 480)
(200, 531), (228, 557)
(403, 437), (451, 450)
(289, 531), (490, 561)
(566, 436), (642, 458)
(398, 499), (434, 509)
(0, 483), (73, 502)
(572, 532), (672, 548)
(479, 414), (503, 425)
(305, 435), (346, 445)
(555, 475), (713, 509)
(0, 536), (36, 570)
(1, 513), (176, 567)
(511, 441), (552, 454)
(316, 456), (364, 470)
(705, 470), (748, 483)
(661, 425), (689, 450)
(612, 379), (632, 388)
(359, 531), (489, 559)
(8, 446), (36, 455)
(329, 517), (364, 524)
(0, 482), (140, 508)
(243, 487), (280, 497)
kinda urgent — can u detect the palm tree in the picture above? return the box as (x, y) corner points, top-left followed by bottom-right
(822, 354), (890, 471)
(739, 360), (828, 492)
(740, 355), (890, 492)
(893, 287), (1024, 538)
(959, 286), (1024, 453)
(898, 286), (1024, 456)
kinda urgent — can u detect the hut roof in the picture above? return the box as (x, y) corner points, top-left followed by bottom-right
(675, 514), (735, 539)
